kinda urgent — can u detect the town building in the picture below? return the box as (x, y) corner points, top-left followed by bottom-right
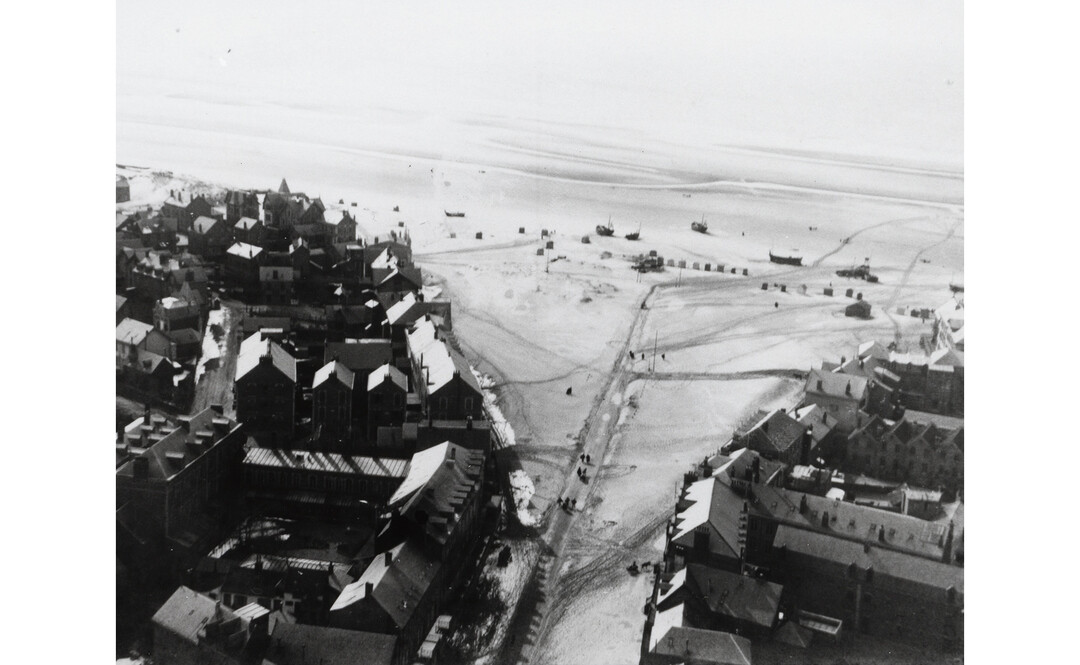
(235, 332), (298, 445)
(117, 174), (131, 202)
(312, 360), (357, 448)
(800, 369), (870, 433)
(152, 586), (268, 665)
(367, 364), (409, 441)
(225, 190), (261, 225)
(640, 601), (752, 665)
(261, 622), (396, 665)
(931, 298), (965, 353)
(844, 412), (964, 494)
(406, 318), (484, 421)
(241, 447), (408, 518)
(154, 296), (203, 333)
(233, 216), (265, 246)
(116, 406), (245, 573)
(259, 266), (296, 305)
(225, 242), (265, 287)
(329, 442), (486, 665)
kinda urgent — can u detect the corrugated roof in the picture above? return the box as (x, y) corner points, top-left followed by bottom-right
(242, 447), (408, 477)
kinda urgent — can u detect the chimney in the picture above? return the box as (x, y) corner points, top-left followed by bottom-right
(941, 520), (956, 564)
(364, 581), (374, 597)
(822, 411), (828, 424)
(800, 427), (813, 466)
(864, 541), (872, 553)
(821, 511), (829, 529)
(878, 526), (886, 543)
(817, 379), (823, 392)
(466, 416), (473, 430)
(799, 495), (809, 514)
(845, 381), (852, 396)
(384, 551), (392, 566)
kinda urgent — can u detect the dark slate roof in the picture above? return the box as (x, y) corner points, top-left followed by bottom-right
(773, 524), (964, 595)
(116, 407), (239, 482)
(686, 564), (782, 629)
(263, 623), (395, 665)
(324, 340), (393, 372)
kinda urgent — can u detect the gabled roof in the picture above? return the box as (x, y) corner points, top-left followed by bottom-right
(385, 292), (419, 325)
(648, 603), (752, 665)
(805, 369), (868, 401)
(686, 564), (782, 629)
(117, 407), (240, 482)
(670, 477), (741, 562)
(152, 586), (236, 645)
(234, 216), (260, 231)
(330, 539), (442, 629)
(773, 524), (963, 594)
(738, 409), (806, 457)
(192, 216), (221, 234)
(263, 623), (395, 665)
(117, 317), (153, 345)
(313, 360), (355, 390)
(407, 318), (482, 395)
(367, 363), (408, 392)
(388, 442), (486, 545)
(116, 295), (128, 312)
(236, 332), (297, 382)
(227, 242), (263, 259)
(322, 210), (352, 227)
(278, 178), (290, 194)
(167, 328), (203, 345)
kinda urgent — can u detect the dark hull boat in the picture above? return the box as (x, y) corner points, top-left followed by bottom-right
(769, 252), (803, 266)
(596, 225), (615, 236)
(691, 214), (708, 233)
(444, 211), (465, 218)
(624, 232), (639, 240)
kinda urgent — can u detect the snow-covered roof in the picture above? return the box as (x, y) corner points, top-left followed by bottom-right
(385, 292), (418, 324)
(313, 360), (355, 390)
(227, 241), (264, 259)
(672, 477), (715, 542)
(234, 216), (260, 231)
(367, 363), (408, 392)
(236, 332), (297, 382)
(116, 317), (153, 345)
(805, 368), (868, 400)
(371, 247), (398, 271)
(192, 216), (220, 234)
(388, 442), (451, 507)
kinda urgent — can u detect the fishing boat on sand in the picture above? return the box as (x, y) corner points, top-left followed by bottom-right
(691, 214), (708, 233)
(596, 215), (615, 236)
(625, 222), (641, 241)
(769, 251), (803, 266)
(444, 210), (465, 218)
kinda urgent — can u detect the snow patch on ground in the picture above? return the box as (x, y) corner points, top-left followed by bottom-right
(474, 371), (515, 447)
(195, 308), (228, 383)
(508, 469), (539, 527)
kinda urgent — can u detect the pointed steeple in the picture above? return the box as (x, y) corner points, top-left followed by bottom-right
(278, 178), (290, 195)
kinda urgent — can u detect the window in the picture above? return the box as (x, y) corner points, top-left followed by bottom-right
(464, 397), (474, 413)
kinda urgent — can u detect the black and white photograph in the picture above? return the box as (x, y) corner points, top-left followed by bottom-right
(105, 2), (976, 663)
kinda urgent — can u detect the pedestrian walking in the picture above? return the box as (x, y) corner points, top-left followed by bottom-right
(661, 353), (665, 361)
(585, 454), (591, 464)
(580, 453), (585, 463)
(571, 498), (577, 509)
(629, 350), (635, 360)
(774, 302), (779, 308)
(566, 386), (573, 396)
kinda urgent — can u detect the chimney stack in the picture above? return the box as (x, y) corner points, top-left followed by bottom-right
(384, 551), (392, 566)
